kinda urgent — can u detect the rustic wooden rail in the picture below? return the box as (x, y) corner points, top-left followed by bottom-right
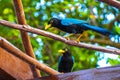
(34, 65), (120, 80)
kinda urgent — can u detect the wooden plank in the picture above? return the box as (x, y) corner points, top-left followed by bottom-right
(0, 47), (33, 80)
(34, 65), (120, 80)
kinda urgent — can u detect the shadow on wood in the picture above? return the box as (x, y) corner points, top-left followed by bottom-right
(0, 68), (16, 80)
(33, 65), (120, 80)
(0, 47), (33, 80)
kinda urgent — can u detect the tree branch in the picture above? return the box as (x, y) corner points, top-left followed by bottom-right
(0, 36), (60, 75)
(98, 0), (120, 9)
(0, 20), (120, 55)
(81, 38), (120, 48)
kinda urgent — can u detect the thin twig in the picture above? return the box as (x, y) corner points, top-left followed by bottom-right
(108, 14), (120, 30)
(80, 38), (120, 48)
(0, 36), (60, 75)
(98, 0), (120, 9)
(0, 20), (120, 55)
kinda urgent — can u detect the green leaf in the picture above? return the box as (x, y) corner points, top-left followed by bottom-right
(115, 26), (120, 34)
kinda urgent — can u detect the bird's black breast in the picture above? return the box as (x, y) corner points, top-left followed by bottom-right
(58, 56), (74, 73)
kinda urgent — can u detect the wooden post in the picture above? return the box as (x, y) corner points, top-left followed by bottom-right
(0, 48), (33, 80)
(12, 0), (41, 77)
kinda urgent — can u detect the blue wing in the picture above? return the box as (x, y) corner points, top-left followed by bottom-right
(61, 18), (112, 35)
(61, 18), (87, 26)
(72, 56), (74, 63)
(58, 56), (62, 65)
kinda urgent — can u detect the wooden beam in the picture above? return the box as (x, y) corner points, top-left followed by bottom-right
(33, 65), (120, 80)
(0, 36), (60, 75)
(0, 47), (33, 80)
(12, 0), (41, 77)
(0, 20), (120, 55)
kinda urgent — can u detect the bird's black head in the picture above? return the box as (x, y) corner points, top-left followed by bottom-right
(58, 48), (72, 57)
(48, 18), (60, 27)
(45, 18), (61, 30)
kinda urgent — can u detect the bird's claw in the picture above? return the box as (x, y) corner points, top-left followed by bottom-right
(64, 36), (70, 40)
(64, 34), (74, 40)
(76, 38), (81, 42)
(61, 72), (64, 74)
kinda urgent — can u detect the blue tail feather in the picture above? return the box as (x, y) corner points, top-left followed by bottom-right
(82, 24), (113, 36)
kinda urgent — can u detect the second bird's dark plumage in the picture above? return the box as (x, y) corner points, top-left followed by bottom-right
(46, 18), (112, 36)
(58, 49), (74, 73)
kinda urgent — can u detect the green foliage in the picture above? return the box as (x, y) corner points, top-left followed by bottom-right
(115, 26), (120, 35)
(0, 0), (120, 75)
(108, 58), (120, 66)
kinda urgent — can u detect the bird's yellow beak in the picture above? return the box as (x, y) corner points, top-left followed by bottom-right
(45, 24), (51, 30)
(58, 49), (65, 53)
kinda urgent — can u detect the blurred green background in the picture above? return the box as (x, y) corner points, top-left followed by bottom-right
(0, 0), (120, 75)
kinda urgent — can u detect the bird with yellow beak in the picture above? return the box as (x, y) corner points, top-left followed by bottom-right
(58, 48), (74, 73)
(45, 18), (113, 42)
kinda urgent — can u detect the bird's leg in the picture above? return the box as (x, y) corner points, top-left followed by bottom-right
(76, 31), (88, 42)
(58, 72), (64, 74)
(76, 34), (83, 42)
(83, 31), (88, 38)
(64, 34), (74, 40)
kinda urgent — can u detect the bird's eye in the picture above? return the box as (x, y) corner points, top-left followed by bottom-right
(50, 20), (53, 24)
(65, 48), (68, 51)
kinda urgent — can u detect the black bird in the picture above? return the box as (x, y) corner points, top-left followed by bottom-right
(58, 48), (74, 73)
(45, 18), (113, 41)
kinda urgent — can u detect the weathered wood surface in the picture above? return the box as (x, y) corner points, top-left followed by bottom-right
(0, 36), (60, 75)
(0, 47), (33, 80)
(34, 65), (120, 80)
